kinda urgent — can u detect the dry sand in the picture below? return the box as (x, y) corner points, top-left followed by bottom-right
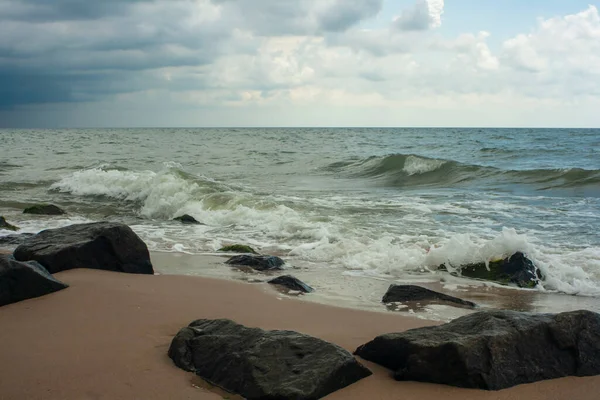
(1, 267), (599, 400)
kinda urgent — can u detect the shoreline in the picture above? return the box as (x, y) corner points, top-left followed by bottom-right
(2, 263), (600, 399)
(151, 251), (600, 322)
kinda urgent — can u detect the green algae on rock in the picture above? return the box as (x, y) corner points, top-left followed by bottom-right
(173, 214), (202, 224)
(440, 252), (542, 288)
(0, 216), (19, 231)
(23, 204), (65, 216)
(218, 244), (258, 254)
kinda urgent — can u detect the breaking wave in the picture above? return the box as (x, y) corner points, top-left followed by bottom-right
(44, 163), (600, 296)
(325, 154), (600, 191)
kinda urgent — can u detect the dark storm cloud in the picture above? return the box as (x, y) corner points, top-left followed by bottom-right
(0, 0), (151, 21)
(0, 68), (160, 108)
(0, 0), (231, 109)
(0, 0), (383, 111)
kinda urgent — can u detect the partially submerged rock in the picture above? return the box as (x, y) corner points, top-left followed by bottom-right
(0, 254), (68, 307)
(14, 222), (154, 275)
(0, 233), (35, 248)
(355, 310), (600, 390)
(169, 319), (371, 400)
(23, 204), (65, 216)
(440, 252), (541, 288)
(226, 254), (285, 271)
(173, 214), (202, 224)
(218, 244), (258, 254)
(382, 285), (475, 308)
(0, 216), (19, 231)
(269, 275), (314, 293)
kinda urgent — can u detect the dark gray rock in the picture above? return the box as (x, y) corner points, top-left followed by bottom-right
(0, 254), (68, 307)
(269, 275), (314, 293)
(169, 319), (371, 400)
(14, 222), (154, 275)
(226, 254), (285, 271)
(355, 310), (600, 390)
(441, 252), (541, 288)
(23, 204), (65, 215)
(382, 285), (475, 308)
(173, 214), (202, 224)
(0, 216), (19, 231)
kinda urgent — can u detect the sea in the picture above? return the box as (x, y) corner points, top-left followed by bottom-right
(1, 128), (599, 318)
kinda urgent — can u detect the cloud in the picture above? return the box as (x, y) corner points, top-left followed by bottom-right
(0, 0), (152, 22)
(502, 5), (600, 74)
(0, 1), (599, 127)
(393, 0), (444, 31)
(316, 0), (383, 32)
(500, 5), (600, 99)
(208, 0), (382, 35)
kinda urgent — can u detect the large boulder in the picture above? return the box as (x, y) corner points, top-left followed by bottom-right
(269, 275), (314, 293)
(13, 222), (154, 275)
(0, 255), (68, 307)
(382, 285), (475, 308)
(0, 216), (19, 231)
(355, 310), (600, 390)
(226, 254), (285, 271)
(441, 252), (541, 288)
(23, 204), (65, 215)
(169, 319), (371, 400)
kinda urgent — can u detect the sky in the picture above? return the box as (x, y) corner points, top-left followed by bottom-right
(1, 0), (599, 128)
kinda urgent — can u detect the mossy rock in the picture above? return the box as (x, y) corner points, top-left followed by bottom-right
(218, 244), (258, 254)
(0, 216), (19, 231)
(173, 214), (202, 224)
(23, 204), (65, 216)
(440, 252), (541, 288)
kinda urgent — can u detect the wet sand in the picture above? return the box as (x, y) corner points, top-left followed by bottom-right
(1, 262), (600, 399)
(152, 251), (600, 321)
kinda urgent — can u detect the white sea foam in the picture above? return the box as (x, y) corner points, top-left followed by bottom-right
(47, 165), (600, 297)
(51, 165), (339, 244)
(289, 227), (600, 296)
(403, 155), (446, 175)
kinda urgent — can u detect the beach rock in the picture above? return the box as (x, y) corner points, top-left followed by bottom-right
(0, 216), (19, 231)
(382, 285), (475, 308)
(173, 214), (202, 224)
(441, 252), (541, 288)
(355, 310), (600, 391)
(269, 275), (314, 293)
(218, 244), (258, 254)
(13, 222), (154, 275)
(169, 319), (371, 399)
(226, 254), (285, 271)
(0, 255), (68, 307)
(0, 233), (35, 248)
(23, 204), (65, 216)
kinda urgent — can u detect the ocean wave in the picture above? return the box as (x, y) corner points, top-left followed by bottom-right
(324, 153), (600, 190)
(49, 163), (336, 242)
(46, 163), (600, 297)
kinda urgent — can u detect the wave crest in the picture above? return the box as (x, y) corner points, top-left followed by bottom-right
(324, 153), (600, 191)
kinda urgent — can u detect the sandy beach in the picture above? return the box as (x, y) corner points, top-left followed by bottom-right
(2, 255), (600, 400)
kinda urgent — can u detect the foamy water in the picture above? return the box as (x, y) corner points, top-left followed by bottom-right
(1, 128), (599, 301)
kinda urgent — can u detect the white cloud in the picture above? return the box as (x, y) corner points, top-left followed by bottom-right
(503, 5), (600, 74)
(393, 0), (444, 31)
(448, 31), (499, 71)
(500, 5), (600, 101)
